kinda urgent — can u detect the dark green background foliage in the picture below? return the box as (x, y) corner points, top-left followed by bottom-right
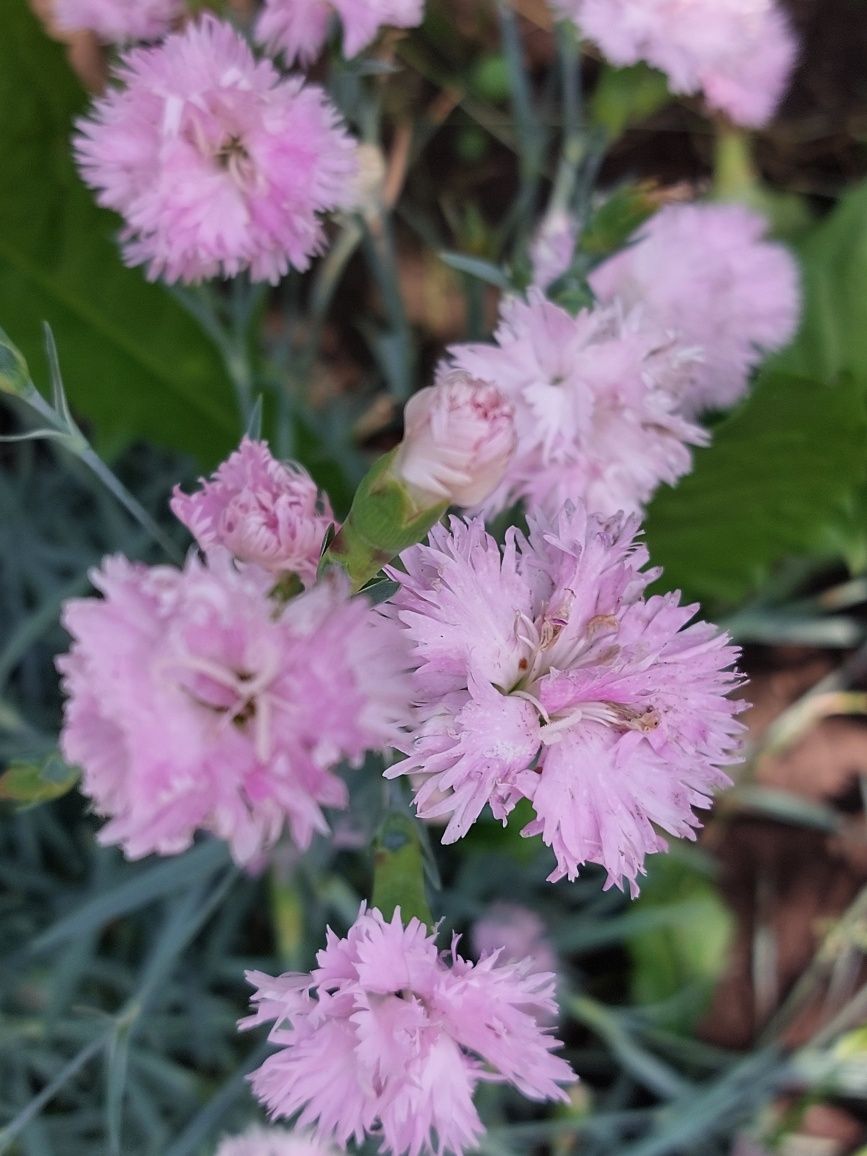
(0, 3), (237, 462)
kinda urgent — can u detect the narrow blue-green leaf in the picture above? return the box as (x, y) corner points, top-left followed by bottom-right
(439, 251), (511, 289)
(27, 839), (229, 956)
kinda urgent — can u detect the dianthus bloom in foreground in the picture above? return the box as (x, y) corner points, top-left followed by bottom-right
(242, 906), (574, 1155)
(256, 0), (425, 67)
(551, 0), (796, 128)
(57, 557), (407, 864)
(74, 16), (358, 283)
(54, 0), (184, 42)
(589, 203), (801, 414)
(171, 438), (334, 586)
(215, 1123), (338, 1156)
(444, 291), (704, 519)
(382, 505), (745, 893)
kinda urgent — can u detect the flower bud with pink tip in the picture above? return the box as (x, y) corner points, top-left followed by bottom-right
(322, 373), (516, 590)
(392, 371), (517, 508)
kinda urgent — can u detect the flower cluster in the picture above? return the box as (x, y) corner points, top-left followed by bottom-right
(589, 202), (801, 414)
(551, 0), (797, 128)
(58, 553), (407, 865)
(256, 0), (425, 67)
(74, 16), (358, 284)
(171, 438), (335, 586)
(383, 505), (745, 893)
(54, 0), (184, 43)
(215, 1125), (337, 1156)
(243, 905), (574, 1155)
(443, 291), (705, 518)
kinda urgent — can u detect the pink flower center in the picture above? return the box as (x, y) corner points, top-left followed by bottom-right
(164, 651), (284, 761)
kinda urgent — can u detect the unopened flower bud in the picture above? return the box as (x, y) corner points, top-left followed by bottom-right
(392, 371), (516, 507)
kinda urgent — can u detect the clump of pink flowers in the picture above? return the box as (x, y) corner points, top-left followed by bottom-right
(255, 0), (425, 67)
(57, 556), (407, 865)
(382, 504), (745, 894)
(74, 15), (358, 284)
(243, 905), (574, 1155)
(391, 371), (517, 509)
(215, 1124), (337, 1156)
(171, 438), (334, 586)
(551, 0), (797, 128)
(54, 0), (184, 43)
(443, 291), (705, 519)
(589, 202), (801, 414)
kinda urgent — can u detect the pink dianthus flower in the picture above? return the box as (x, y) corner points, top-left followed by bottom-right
(170, 438), (334, 586)
(73, 16), (358, 284)
(551, 0), (796, 128)
(589, 203), (801, 414)
(392, 372), (517, 509)
(57, 556), (407, 864)
(215, 1124), (338, 1156)
(382, 505), (745, 894)
(54, 0), (184, 42)
(242, 905), (574, 1155)
(444, 291), (705, 519)
(255, 0), (425, 67)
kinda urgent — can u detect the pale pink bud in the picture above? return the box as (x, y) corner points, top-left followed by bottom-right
(393, 372), (516, 508)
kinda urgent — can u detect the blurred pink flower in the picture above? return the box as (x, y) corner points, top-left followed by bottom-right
(552, 0), (796, 128)
(392, 372), (517, 508)
(382, 505), (745, 894)
(256, 0), (425, 67)
(57, 556), (408, 864)
(74, 15), (357, 284)
(444, 291), (705, 519)
(54, 0), (184, 42)
(215, 1124), (337, 1156)
(472, 903), (557, 977)
(170, 439), (334, 586)
(242, 905), (574, 1154)
(589, 202), (801, 414)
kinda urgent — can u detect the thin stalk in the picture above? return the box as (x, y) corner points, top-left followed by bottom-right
(21, 390), (181, 563)
(496, 0), (541, 189)
(362, 216), (415, 399)
(550, 19), (585, 215)
(172, 284), (257, 428)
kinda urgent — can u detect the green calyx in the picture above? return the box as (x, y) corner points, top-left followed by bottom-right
(322, 448), (448, 591)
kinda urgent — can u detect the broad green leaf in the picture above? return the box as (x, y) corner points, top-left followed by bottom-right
(371, 812), (433, 927)
(0, 2), (237, 462)
(774, 180), (867, 383)
(0, 753), (80, 808)
(590, 63), (671, 140)
(645, 372), (867, 604)
(627, 853), (734, 1030)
